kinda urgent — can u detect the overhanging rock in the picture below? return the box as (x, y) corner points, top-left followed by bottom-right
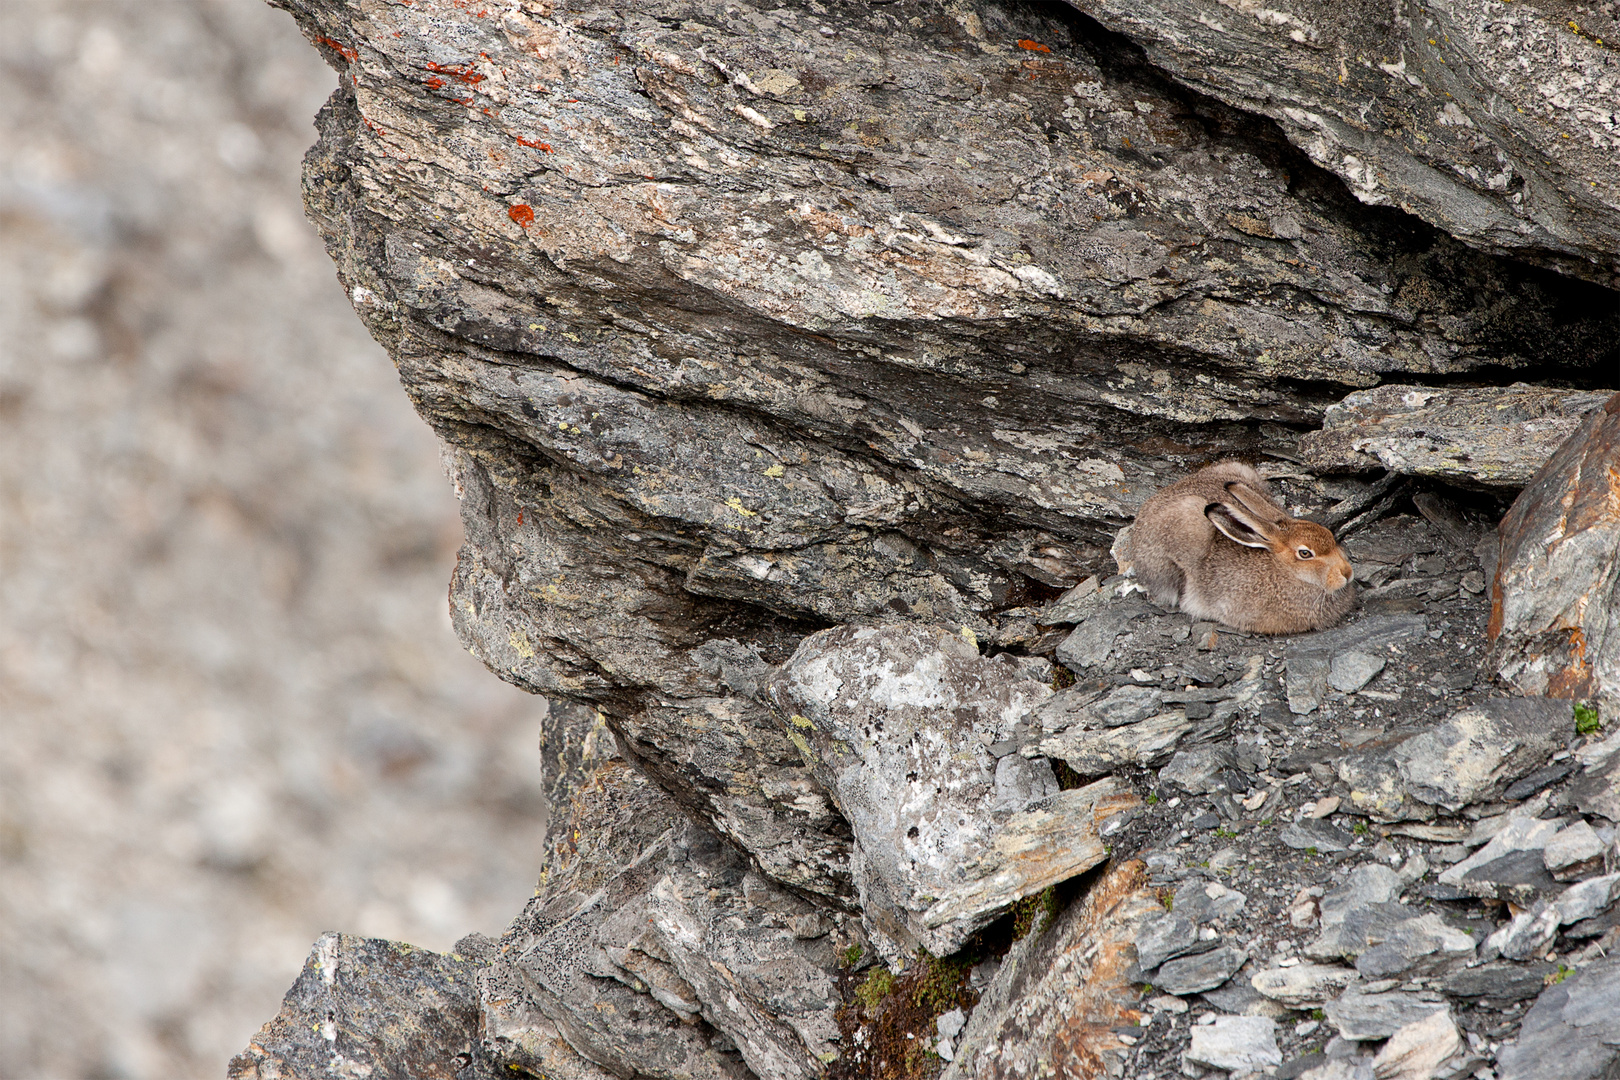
(1060, 0), (1620, 284)
(1299, 383), (1617, 489)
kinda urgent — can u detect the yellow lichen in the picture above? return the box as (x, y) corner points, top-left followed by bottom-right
(509, 630), (536, 659)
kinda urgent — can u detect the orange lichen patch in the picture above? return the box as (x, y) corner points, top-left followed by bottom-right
(425, 76), (445, 89)
(1016, 39), (1052, 52)
(314, 35), (359, 63)
(516, 136), (554, 151)
(1547, 627), (1596, 698)
(508, 204), (536, 227)
(424, 60), (486, 85)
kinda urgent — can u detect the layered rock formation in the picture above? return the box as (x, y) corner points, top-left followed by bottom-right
(245, 0), (1620, 1077)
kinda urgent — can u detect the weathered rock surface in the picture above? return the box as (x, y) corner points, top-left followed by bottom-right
(768, 621), (1136, 960)
(1498, 957), (1620, 1080)
(1491, 391), (1620, 711)
(244, 0), (1620, 1077)
(1370, 1008), (1470, 1080)
(229, 933), (504, 1080)
(1252, 963), (1360, 1007)
(940, 861), (1161, 1080)
(1299, 384), (1616, 489)
(266, 0), (1618, 907)
(1323, 987), (1448, 1042)
(479, 704), (855, 1080)
(1061, 0), (1620, 282)
(1333, 697), (1569, 821)
(1186, 1015), (1281, 1074)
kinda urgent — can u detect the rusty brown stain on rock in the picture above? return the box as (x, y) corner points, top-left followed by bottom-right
(960, 860), (1156, 1080)
(1492, 391), (1620, 705)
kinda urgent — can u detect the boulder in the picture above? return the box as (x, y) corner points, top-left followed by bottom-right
(769, 621), (1137, 960)
(1498, 957), (1620, 1080)
(1186, 1016), (1281, 1075)
(1251, 963), (1360, 1008)
(481, 722), (853, 1080)
(940, 861), (1163, 1080)
(266, 0), (1617, 907)
(1492, 391), (1620, 712)
(229, 933), (506, 1080)
(1335, 698), (1570, 821)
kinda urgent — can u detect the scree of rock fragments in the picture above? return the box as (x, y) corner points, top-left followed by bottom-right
(244, 0), (1620, 1078)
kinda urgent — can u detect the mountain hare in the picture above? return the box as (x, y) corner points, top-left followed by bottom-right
(1122, 461), (1356, 634)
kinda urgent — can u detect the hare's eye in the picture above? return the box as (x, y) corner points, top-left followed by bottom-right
(1296, 547), (1315, 560)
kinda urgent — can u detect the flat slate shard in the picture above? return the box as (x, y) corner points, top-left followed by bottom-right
(1492, 391), (1620, 712)
(1335, 698), (1569, 821)
(1133, 910), (1201, 972)
(229, 933), (505, 1080)
(1279, 819), (1354, 853)
(1186, 1016), (1281, 1074)
(1323, 988), (1448, 1042)
(1498, 957), (1620, 1080)
(1153, 945), (1248, 996)
(1033, 712), (1193, 776)
(1299, 384), (1614, 488)
(920, 779), (1139, 930)
(1250, 963), (1360, 1008)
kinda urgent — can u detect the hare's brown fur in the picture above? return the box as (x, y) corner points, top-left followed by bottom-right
(1122, 461), (1356, 634)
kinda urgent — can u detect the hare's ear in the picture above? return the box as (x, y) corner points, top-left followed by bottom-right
(1224, 481), (1284, 523)
(1206, 501), (1276, 550)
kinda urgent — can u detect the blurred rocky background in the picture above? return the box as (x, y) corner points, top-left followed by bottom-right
(0, 3), (549, 1077)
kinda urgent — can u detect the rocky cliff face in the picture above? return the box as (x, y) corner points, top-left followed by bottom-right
(240, 1), (1620, 1078)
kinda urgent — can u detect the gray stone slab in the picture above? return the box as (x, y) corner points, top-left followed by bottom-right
(1174, 879), (1249, 923)
(1279, 819), (1355, 853)
(1323, 989), (1448, 1042)
(1498, 958), (1620, 1080)
(1155, 946), (1247, 996)
(1134, 910), (1200, 972)
(1287, 655), (1331, 715)
(1091, 684), (1166, 727)
(1570, 755), (1620, 824)
(1557, 873), (1620, 925)
(1352, 914), (1475, 979)
(1251, 964), (1360, 1007)
(1337, 700), (1571, 821)
(1186, 1016), (1281, 1074)
(1328, 652), (1386, 694)
(1440, 815), (1563, 903)
(1033, 713), (1192, 777)
(1159, 748), (1242, 795)
(1544, 820), (1608, 875)
(1288, 613), (1429, 659)
(1440, 961), (1555, 1005)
